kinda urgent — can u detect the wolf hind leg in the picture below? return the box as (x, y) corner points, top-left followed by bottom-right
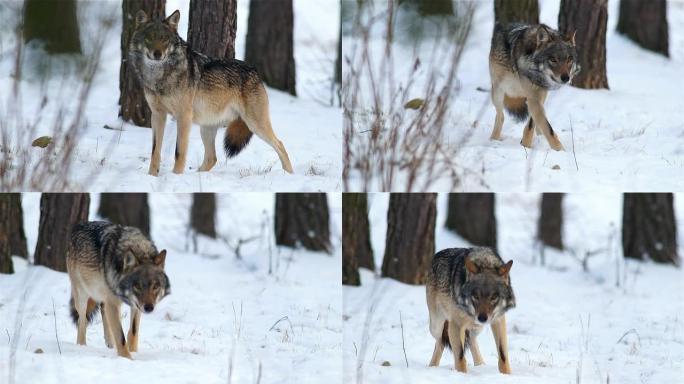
(199, 125), (218, 172)
(469, 332), (485, 366)
(71, 286), (89, 346)
(101, 303), (114, 348)
(242, 92), (293, 173)
(490, 88), (505, 141)
(527, 98), (563, 151)
(428, 319), (447, 367)
(521, 117), (535, 148)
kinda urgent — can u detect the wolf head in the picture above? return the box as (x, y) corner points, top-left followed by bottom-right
(456, 250), (516, 325)
(116, 264), (171, 313)
(518, 24), (580, 89)
(131, 9), (181, 62)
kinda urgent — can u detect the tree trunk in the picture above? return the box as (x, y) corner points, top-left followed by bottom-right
(23, 0), (81, 54)
(191, 193), (217, 238)
(342, 193), (374, 286)
(0, 195), (13, 274)
(119, 0), (165, 127)
(494, 0), (539, 25)
(381, 193), (436, 285)
(538, 193), (564, 251)
(400, 0), (453, 16)
(558, 0), (609, 89)
(245, 0), (296, 96)
(188, 0), (237, 59)
(275, 193), (331, 253)
(98, 193), (150, 239)
(35, 193), (90, 272)
(616, 0), (668, 57)
(622, 193), (679, 265)
(8, 194), (28, 258)
(445, 194), (497, 251)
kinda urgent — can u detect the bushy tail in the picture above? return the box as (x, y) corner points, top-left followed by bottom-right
(440, 320), (470, 351)
(69, 297), (100, 325)
(224, 118), (253, 158)
(503, 95), (529, 122)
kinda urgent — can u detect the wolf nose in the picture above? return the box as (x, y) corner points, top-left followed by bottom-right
(477, 314), (488, 323)
(144, 304), (154, 313)
(561, 74), (569, 83)
(153, 50), (162, 59)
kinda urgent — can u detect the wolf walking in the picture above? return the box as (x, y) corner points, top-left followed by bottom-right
(67, 221), (170, 358)
(489, 22), (580, 150)
(129, 10), (293, 176)
(426, 247), (515, 374)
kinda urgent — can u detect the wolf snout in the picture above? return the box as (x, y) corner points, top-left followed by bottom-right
(477, 313), (488, 323)
(153, 50), (162, 60)
(144, 304), (154, 313)
(560, 74), (569, 83)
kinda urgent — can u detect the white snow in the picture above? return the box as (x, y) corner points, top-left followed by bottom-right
(343, 193), (684, 383)
(345, 0), (684, 192)
(0, 193), (342, 383)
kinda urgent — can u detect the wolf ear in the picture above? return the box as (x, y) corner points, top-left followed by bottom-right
(165, 10), (180, 31)
(536, 26), (550, 46)
(124, 252), (137, 270)
(465, 258), (479, 274)
(498, 260), (513, 276)
(565, 30), (577, 46)
(154, 249), (166, 268)
(135, 10), (148, 27)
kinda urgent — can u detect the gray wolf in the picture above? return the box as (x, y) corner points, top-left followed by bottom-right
(489, 22), (580, 150)
(66, 221), (170, 358)
(129, 10), (293, 176)
(426, 247), (515, 374)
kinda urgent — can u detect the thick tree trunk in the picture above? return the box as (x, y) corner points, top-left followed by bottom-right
(342, 193), (373, 286)
(494, 0), (539, 25)
(400, 0), (453, 16)
(245, 0), (296, 96)
(35, 193), (90, 272)
(0, 195), (13, 274)
(8, 194), (28, 258)
(616, 0), (669, 57)
(275, 193), (331, 253)
(538, 193), (564, 251)
(381, 193), (436, 285)
(191, 193), (217, 239)
(622, 193), (679, 265)
(98, 193), (151, 239)
(188, 0), (237, 59)
(23, 0), (81, 54)
(445, 194), (497, 251)
(119, 0), (165, 127)
(558, 0), (609, 89)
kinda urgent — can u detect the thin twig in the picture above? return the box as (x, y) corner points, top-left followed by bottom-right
(569, 116), (579, 171)
(399, 311), (408, 368)
(51, 298), (62, 355)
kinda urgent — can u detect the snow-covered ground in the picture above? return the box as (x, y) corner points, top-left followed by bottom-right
(343, 194), (684, 383)
(0, 193), (342, 383)
(345, 0), (684, 192)
(0, 0), (341, 192)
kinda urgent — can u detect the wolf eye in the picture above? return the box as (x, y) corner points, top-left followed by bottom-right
(491, 294), (499, 301)
(471, 295), (478, 302)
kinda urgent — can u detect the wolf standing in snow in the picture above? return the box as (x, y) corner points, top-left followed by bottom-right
(129, 10), (293, 176)
(489, 22), (580, 150)
(67, 221), (170, 358)
(426, 247), (515, 374)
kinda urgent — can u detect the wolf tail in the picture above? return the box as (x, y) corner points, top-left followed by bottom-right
(69, 297), (100, 325)
(224, 118), (253, 158)
(503, 95), (529, 122)
(440, 320), (471, 351)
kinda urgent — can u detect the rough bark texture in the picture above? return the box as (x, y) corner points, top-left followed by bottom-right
(191, 193), (217, 239)
(558, 0), (609, 89)
(494, 0), (539, 25)
(538, 193), (564, 250)
(616, 0), (669, 57)
(622, 193), (679, 265)
(342, 193), (374, 286)
(188, 0), (237, 59)
(275, 193), (331, 253)
(35, 193), (90, 272)
(8, 194), (28, 258)
(381, 193), (436, 285)
(245, 0), (296, 96)
(119, 0), (165, 127)
(335, 4), (342, 85)
(23, 0), (82, 54)
(98, 193), (151, 239)
(0, 195), (13, 274)
(401, 0), (454, 16)
(445, 194), (497, 251)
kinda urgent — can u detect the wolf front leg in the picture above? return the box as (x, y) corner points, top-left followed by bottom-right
(490, 88), (505, 141)
(149, 109), (167, 176)
(103, 299), (132, 359)
(447, 321), (468, 373)
(491, 315), (511, 374)
(173, 111), (193, 174)
(526, 97), (563, 151)
(127, 308), (141, 352)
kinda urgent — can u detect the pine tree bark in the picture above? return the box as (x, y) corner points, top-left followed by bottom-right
(342, 193), (373, 286)
(622, 193), (679, 265)
(98, 193), (150, 239)
(494, 0), (539, 25)
(23, 0), (82, 54)
(188, 0), (237, 59)
(190, 193), (217, 238)
(275, 193), (331, 253)
(245, 0), (296, 96)
(616, 0), (668, 57)
(381, 193), (436, 285)
(0, 195), (13, 274)
(445, 194), (497, 251)
(8, 194), (28, 258)
(538, 193), (563, 250)
(119, 0), (165, 127)
(35, 193), (90, 272)
(558, 0), (609, 89)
